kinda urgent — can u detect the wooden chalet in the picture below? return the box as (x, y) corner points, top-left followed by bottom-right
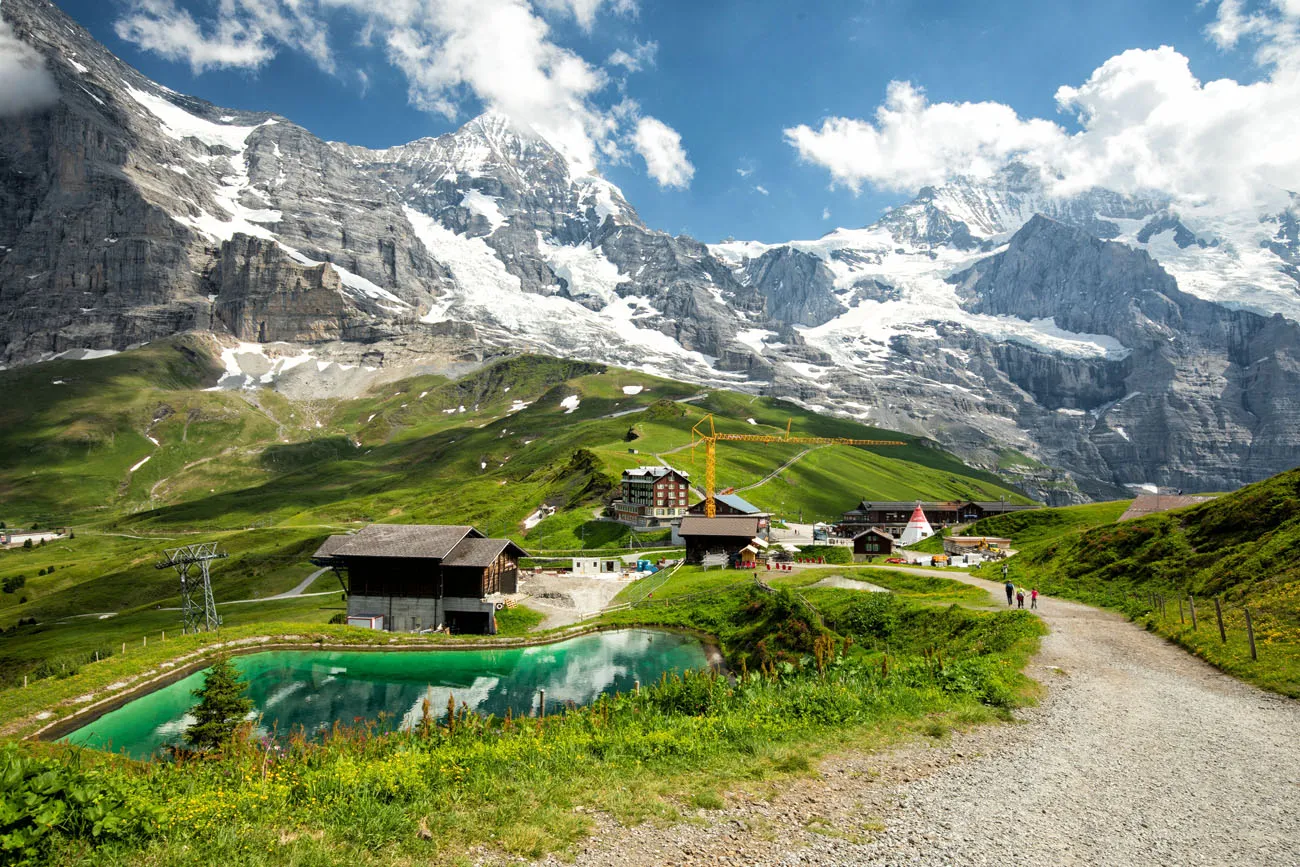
(849, 527), (895, 558)
(676, 516), (763, 565)
(311, 524), (526, 635)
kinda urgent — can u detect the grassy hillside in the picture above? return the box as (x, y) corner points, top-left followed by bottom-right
(0, 338), (1030, 685)
(973, 477), (1300, 696)
(6, 562), (1042, 866)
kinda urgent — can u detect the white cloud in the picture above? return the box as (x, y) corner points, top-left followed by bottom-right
(787, 4), (1300, 211)
(633, 115), (694, 188)
(784, 80), (1061, 194)
(380, 0), (610, 169)
(114, 0), (332, 74)
(821, 207), (831, 220)
(754, 185), (769, 195)
(536, 0), (638, 33)
(0, 19), (59, 116)
(736, 166), (753, 178)
(608, 39), (657, 72)
(115, 0), (686, 185)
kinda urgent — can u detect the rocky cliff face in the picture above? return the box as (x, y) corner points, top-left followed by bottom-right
(951, 217), (1300, 491)
(3, 0), (1300, 501)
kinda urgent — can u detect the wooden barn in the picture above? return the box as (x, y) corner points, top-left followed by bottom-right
(676, 516), (763, 565)
(311, 524), (526, 634)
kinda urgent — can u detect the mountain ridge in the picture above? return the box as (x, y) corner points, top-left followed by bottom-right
(2, 0), (1299, 502)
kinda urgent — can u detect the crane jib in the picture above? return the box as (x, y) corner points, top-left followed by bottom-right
(687, 413), (906, 517)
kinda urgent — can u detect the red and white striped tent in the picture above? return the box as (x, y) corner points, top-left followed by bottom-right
(899, 505), (934, 546)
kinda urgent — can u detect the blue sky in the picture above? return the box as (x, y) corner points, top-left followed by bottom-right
(55, 1), (1270, 243)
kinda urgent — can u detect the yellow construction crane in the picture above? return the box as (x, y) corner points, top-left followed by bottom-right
(689, 414), (907, 517)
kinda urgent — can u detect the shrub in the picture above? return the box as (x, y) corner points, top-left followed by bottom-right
(2, 575), (25, 593)
(0, 744), (157, 864)
(22, 539), (32, 549)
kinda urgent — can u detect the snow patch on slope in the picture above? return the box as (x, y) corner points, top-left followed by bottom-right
(207, 342), (316, 390)
(331, 264), (411, 311)
(403, 205), (727, 379)
(460, 190), (506, 233)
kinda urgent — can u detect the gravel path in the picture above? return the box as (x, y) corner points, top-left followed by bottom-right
(528, 571), (1300, 866)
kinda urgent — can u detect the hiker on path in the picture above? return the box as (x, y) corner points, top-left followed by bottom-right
(1016, 587), (1026, 609)
(1031, 588), (1039, 610)
(1005, 579), (1015, 606)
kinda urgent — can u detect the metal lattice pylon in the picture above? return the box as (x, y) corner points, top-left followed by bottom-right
(156, 543), (228, 634)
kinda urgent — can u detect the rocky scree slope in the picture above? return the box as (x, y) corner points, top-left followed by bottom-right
(3, 0), (1300, 501)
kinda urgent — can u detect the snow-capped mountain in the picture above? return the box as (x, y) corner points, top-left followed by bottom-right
(3, 0), (1300, 502)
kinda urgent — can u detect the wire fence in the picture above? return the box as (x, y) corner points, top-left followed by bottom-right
(1135, 592), (1273, 660)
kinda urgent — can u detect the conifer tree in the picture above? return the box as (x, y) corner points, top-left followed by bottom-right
(185, 656), (253, 751)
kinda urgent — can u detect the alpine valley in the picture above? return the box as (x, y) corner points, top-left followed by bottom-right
(3, 0), (1300, 503)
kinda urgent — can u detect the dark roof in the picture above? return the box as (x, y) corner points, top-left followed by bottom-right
(851, 527), (895, 541)
(845, 501), (1033, 515)
(678, 516), (762, 538)
(1119, 495), (1217, 522)
(847, 501), (948, 512)
(311, 534), (354, 560)
(443, 537), (528, 567)
(623, 465), (690, 481)
(331, 524), (482, 559)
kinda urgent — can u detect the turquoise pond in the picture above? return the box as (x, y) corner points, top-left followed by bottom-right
(60, 630), (709, 760)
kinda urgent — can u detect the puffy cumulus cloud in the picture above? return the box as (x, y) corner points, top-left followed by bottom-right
(115, 0), (691, 186)
(787, 3), (1300, 211)
(114, 0), (332, 74)
(633, 116), (694, 188)
(380, 0), (611, 169)
(0, 18), (58, 117)
(821, 207), (831, 220)
(785, 81), (1060, 193)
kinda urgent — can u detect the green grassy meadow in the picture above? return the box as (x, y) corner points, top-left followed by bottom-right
(6, 563), (1043, 866)
(0, 337), (1031, 689)
(970, 482), (1300, 697)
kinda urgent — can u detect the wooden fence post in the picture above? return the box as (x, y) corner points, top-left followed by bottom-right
(538, 689), (546, 719)
(1214, 598), (1226, 644)
(1244, 608), (1258, 661)
(143, 635), (147, 648)
(1178, 598), (1184, 624)
(122, 642), (126, 655)
(1189, 596), (1197, 631)
(634, 679), (641, 694)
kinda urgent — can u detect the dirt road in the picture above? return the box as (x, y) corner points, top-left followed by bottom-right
(535, 569), (1300, 866)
